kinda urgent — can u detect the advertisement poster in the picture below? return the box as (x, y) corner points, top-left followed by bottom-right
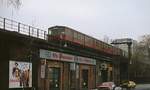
(9, 61), (32, 88)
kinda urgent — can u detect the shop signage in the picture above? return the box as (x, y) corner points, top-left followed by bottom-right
(40, 49), (96, 65)
(76, 57), (96, 65)
(51, 51), (60, 60)
(40, 49), (60, 60)
(40, 49), (52, 59)
(60, 53), (74, 62)
(9, 61), (32, 88)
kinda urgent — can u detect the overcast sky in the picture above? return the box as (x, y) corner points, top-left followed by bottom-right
(0, 0), (150, 41)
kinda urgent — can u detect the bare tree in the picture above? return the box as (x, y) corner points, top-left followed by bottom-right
(130, 34), (150, 82)
(139, 35), (150, 58)
(0, 0), (21, 9)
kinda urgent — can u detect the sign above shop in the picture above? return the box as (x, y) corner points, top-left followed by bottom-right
(51, 51), (60, 60)
(76, 57), (96, 65)
(40, 49), (52, 59)
(40, 49), (60, 60)
(60, 53), (74, 62)
(40, 49), (96, 65)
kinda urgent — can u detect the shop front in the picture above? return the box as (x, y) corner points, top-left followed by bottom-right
(39, 49), (96, 90)
(76, 56), (96, 90)
(96, 60), (113, 85)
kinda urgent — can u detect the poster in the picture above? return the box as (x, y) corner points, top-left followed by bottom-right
(9, 61), (32, 88)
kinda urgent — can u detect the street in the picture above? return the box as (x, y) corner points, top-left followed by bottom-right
(122, 84), (150, 90)
(134, 84), (150, 90)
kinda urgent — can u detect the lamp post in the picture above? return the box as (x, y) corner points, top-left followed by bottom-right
(126, 42), (132, 83)
(127, 42), (132, 65)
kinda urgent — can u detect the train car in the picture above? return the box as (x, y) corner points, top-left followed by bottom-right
(48, 26), (66, 41)
(93, 39), (99, 50)
(84, 35), (94, 48)
(48, 26), (86, 45)
(48, 26), (123, 56)
(106, 45), (113, 54)
(112, 47), (117, 55)
(103, 43), (108, 53)
(111, 46), (121, 56)
(115, 48), (122, 56)
(72, 30), (85, 45)
(48, 26), (74, 42)
(65, 27), (74, 42)
(93, 39), (103, 52)
(99, 41), (105, 52)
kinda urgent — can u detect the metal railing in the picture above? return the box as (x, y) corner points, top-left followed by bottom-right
(0, 17), (47, 40)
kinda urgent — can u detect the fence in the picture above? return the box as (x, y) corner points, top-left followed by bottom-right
(0, 17), (47, 40)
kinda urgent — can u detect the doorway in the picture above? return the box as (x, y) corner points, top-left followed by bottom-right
(82, 69), (88, 90)
(48, 67), (61, 90)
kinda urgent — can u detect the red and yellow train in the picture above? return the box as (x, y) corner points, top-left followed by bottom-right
(48, 26), (123, 56)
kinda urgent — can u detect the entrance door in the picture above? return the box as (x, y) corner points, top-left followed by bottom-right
(82, 69), (88, 90)
(49, 68), (60, 90)
(101, 70), (108, 82)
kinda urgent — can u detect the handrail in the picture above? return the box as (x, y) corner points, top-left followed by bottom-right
(0, 17), (47, 40)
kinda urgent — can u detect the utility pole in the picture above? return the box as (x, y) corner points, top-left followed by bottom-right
(127, 42), (132, 81)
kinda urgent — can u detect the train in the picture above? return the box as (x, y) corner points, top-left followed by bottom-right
(47, 26), (123, 56)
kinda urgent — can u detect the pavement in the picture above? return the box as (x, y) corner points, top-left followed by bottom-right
(134, 84), (150, 90)
(118, 84), (150, 90)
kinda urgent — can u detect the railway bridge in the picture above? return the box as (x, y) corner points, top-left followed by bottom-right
(0, 17), (128, 90)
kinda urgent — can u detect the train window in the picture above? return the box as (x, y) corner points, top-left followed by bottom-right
(77, 33), (81, 40)
(98, 41), (101, 49)
(65, 29), (71, 35)
(48, 29), (52, 35)
(81, 34), (84, 41)
(74, 32), (78, 39)
(85, 36), (89, 43)
(96, 41), (99, 47)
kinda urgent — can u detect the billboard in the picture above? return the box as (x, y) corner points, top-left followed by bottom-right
(9, 61), (32, 88)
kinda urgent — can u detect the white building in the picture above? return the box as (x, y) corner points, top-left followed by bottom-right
(112, 38), (138, 58)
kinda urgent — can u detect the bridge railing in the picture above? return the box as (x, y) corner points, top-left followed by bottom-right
(0, 17), (47, 40)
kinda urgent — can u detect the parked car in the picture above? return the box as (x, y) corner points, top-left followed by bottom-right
(120, 80), (136, 88)
(97, 82), (115, 90)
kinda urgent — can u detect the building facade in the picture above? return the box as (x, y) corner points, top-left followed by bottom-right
(38, 49), (96, 90)
(0, 17), (128, 90)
